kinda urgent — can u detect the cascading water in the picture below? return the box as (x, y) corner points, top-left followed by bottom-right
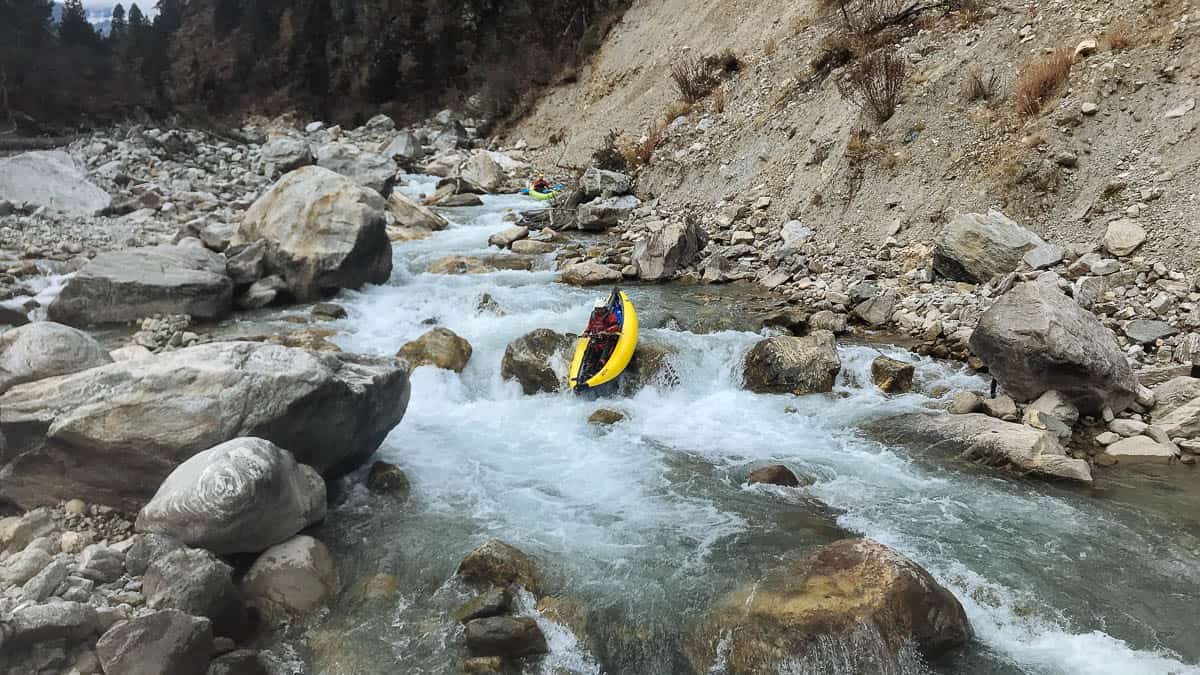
(298, 178), (1200, 675)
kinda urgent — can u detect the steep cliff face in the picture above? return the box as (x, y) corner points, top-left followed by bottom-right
(169, 0), (628, 125)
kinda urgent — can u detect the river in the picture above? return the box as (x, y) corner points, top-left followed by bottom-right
(285, 178), (1200, 675)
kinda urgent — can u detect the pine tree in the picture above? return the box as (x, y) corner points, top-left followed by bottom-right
(154, 0), (181, 34)
(59, 0), (97, 47)
(110, 3), (127, 41)
(128, 3), (146, 31)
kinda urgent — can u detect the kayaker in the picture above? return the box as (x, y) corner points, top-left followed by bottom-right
(583, 298), (620, 371)
(533, 173), (551, 193)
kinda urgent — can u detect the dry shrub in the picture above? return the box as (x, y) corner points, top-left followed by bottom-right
(964, 67), (1002, 103)
(817, 0), (910, 37)
(712, 86), (727, 113)
(671, 55), (719, 103)
(1013, 49), (1073, 118)
(665, 99), (693, 121)
(592, 130), (628, 172)
(620, 119), (667, 168)
(707, 48), (742, 74)
(836, 48), (908, 123)
(846, 126), (872, 155)
(1104, 19), (1135, 50)
(765, 37), (778, 56)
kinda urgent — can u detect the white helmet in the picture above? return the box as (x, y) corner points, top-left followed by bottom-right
(593, 298), (607, 309)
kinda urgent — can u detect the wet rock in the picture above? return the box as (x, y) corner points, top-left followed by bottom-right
(743, 331), (841, 395)
(0, 303), (30, 326)
(933, 210), (1048, 283)
(511, 239), (557, 255)
(9, 601), (99, 645)
(580, 167), (633, 197)
(77, 544), (125, 583)
(633, 218), (709, 282)
(144, 548), (246, 637)
(1103, 219), (1146, 257)
(47, 245), (233, 326)
(437, 193), (484, 207)
(312, 302), (348, 320)
(747, 465), (803, 487)
(969, 282), (1137, 415)
(577, 195), (641, 230)
(135, 437), (327, 555)
(366, 461), (410, 496)
(853, 289), (897, 327)
(428, 255), (532, 275)
(453, 587), (513, 623)
(1101, 436), (1178, 465)
(981, 395), (1019, 421)
(315, 142), (397, 195)
(687, 538), (972, 673)
(1123, 319), (1178, 345)
(387, 192), (449, 241)
(397, 327), (473, 372)
(560, 261), (622, 286)
(236, 166), (392, 301)
(0, 322), (112, 394)
(95, 609), (213, 675)
(207, 650), (269, 675)
(462, 656), (505, 674)
(459, 153), (506, 192)
(260, 136), (313, 173)
(761, 308), (809, 334)
(488, 225), (529, 249)
(242, 535), (339, 622)
(870, 356), (914, 394)
(864, 412), (1092, 482)
(464, 616), (549, 658)
(588, 409), (626, 425)
(457, 539), (541, 594)
(0, 341), (410, 511)
(0, 150), (111, 216)
(620, 339), (681, 394)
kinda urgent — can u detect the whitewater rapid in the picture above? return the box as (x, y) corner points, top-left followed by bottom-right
(307, 178), (1200, 675)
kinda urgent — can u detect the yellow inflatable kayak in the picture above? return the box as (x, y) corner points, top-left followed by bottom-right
(568, 289), (638, 393)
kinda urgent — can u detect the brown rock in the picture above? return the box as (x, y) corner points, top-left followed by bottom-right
(457, 540), (541, 594)
(747, 465), (804, 487)
(870, 356), (915, 394)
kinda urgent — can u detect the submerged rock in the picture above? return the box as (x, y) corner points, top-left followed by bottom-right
(428, 255), (533, 275)
(464, 616), (549, 658)
(366, 461), (410, 496)
(588, 408), (626, 425)
(397, 327), (473, 372)
(457, 539), (541, 594)
(453, 587), (513, 623)
(135, 437), (327, 555)
(0, 321), (113, 394)
(501, 329), (572, 395)
(747, 464), (804, 487)
(743, 331), (841, 395)
(687, 538), (972, 674)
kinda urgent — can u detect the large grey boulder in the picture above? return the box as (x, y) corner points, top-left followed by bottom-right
(143, 548), (246, 636)
(576, 195), (641, 230)
(580, 167), (633, 198)
(863, 412), (1092, 482)
(136, 438), (327, 555)
(1151, 377), (1200, 439)
(241, 535), (338, 622)
(0, 322), (112, 394)
(380, 131), (423, 162)
(314, 142), (397, 195)
(633, 219), (709, 282)
(8, 601), (99, 645)
(560, 261), (622, 286)
(386, 192), (448, 241)
(259, 136), (312, 173)
(47, 245), (233, 326)
(501, 329), (572, 395)
(968, 282), (1137, 415)
(236, 166), (392, 301)
(459, 152), (505, 192)
(0, 150), (111, 215)
(95, 610), (213, 675)
(743, 331), (841, 395)
(1102, 219), (1146, 257)
(933, 210), (1047, 283)
(687, 538), (972, 674)
(0, 341), (410, 511)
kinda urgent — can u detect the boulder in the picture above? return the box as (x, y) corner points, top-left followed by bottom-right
(747, 465), (803, 487)
(312, 303), (348, 320)
(454, 587), (514, 623)
(9, 601), (98, 645)
(314, 142), (397, 195)
(381, 131), (423, 162)
(981, 394), (1019, 421)
(743, 331), (841, 395)
(207, 650), (269, 675)
(1101, 436), (1178, 465)
(428, 255), (532, 275)
(459, 153), (506, 192)
(0, 508), (55, 554)
(500, 329), (572, 395)
(0, 322), (112, 394)
(95, 610), (213, 675)
(511, 239), (557, 255)
(77, 543), (125, 583)
(241, 535), (338, 622)
(933, 210), (1047, 283)
(580, 167), (633, 197)
(619, 339), (680, 394)
(143, 548), (246, 637)
(632, 219), (709, 282)
(464, 617), (549, 658)
(237, 275), (288, 310)
(1123, 319), (1178, 345)
(576, 195), (641, 230)
(437, 193), (485, 207)
(948, 391), (983, 414)
(0, 341), (410, 511)
(870, 355), (914, 394)
(0, 150), (111, 215)
(968, 282), (1137, 415)
(560, 261), (622, 286)
(226, 241), (266, 286)
(1026, 390), (1080, 427)
(365, 461), (410, 496)
(124, 533), (185, 576)
(488, 226), (529, 249)
(809, 310), (848, 334)
(1150, 376), (1200, 439)
(236, 166), (392, 301)
(0, 303), (30, 327)
(863, 412), (1092, 482)
(687, 538), (972, 674)
(853, 289), (897, 327)
(22, 557), (71, 601)
(135, 437), (327, 555)
(457, 539), (541, 593)
(780, 220), (814, 248)
(397, 327), (473, 373)
(47, 245), (233, 326)
(0, 547), (52, 584)
(387, 192), (448, 234)
(259, 136), (313, 173)
(1102, 219), (1146, 257)
(588, 409), (626, 425)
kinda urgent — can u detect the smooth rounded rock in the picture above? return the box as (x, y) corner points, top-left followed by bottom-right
(241, 535), (339, 622)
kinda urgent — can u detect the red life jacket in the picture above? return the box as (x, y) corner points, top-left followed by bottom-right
(586, 310), (619, 334)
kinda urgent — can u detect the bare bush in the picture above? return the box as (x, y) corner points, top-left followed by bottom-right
(592, 129), (628, 172)
(671, 55), (719, 103)
(963, 67), (1001, 103)
(1104, 19), (1135, 51)
(836, 48), (908, 123)
(1013, 49), (1073, 118)
(620, 118), (667, 168)
(712, 86), (727, 113)
(706, 48), (742, 74)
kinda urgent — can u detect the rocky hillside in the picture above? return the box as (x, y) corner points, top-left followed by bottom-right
(504, 0), (1200, 265)
(168, 0), (630, 125)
